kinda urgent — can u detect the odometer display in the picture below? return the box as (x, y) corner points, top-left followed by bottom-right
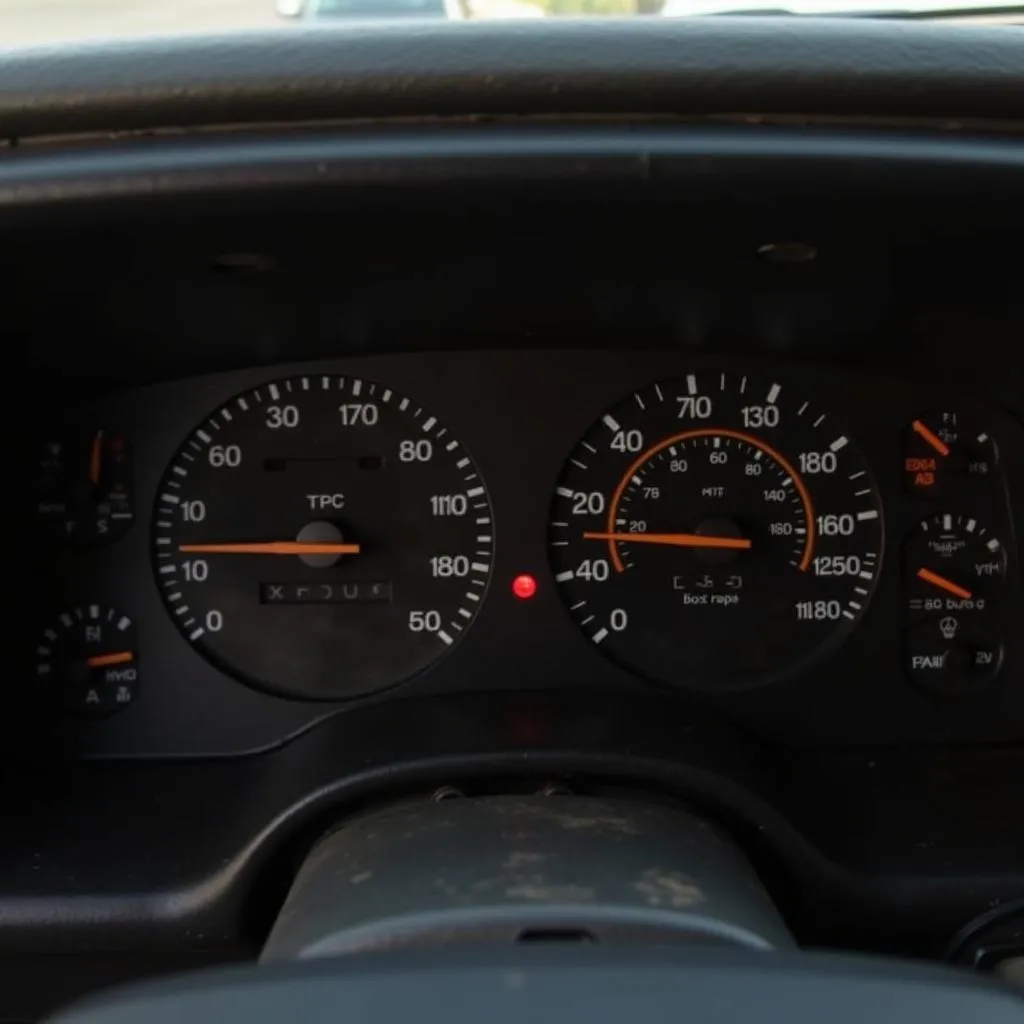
(153, 375), (493, 700)
(550, 372), (883, 689)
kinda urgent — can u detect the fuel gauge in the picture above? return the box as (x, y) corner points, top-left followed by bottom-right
(903, 411), (997, 497)
(36, 430), (134, 545)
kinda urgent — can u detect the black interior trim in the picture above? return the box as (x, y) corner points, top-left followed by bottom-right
(2, 19), (1024, 140)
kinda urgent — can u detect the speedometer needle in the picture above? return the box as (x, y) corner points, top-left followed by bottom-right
(178, 542), (361, 555)
(583, 532), (751, 550)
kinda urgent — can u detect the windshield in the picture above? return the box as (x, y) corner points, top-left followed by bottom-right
(2, 0), (1021, 49)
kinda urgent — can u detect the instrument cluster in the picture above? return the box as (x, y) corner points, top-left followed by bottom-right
(31, 351), (1024, 756)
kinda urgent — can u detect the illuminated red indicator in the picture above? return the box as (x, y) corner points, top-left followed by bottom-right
(512, 574), (538, 600)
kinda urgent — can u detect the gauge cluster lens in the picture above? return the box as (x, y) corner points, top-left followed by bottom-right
(153, 376), (493, 700)
(549, 372), (884, 689)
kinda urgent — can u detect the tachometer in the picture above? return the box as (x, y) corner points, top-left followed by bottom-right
(153, 375), (493, 700)
(549, 371), (883, 689)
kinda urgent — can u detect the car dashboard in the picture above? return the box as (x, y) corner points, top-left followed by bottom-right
(3, 17), (1024, 1021)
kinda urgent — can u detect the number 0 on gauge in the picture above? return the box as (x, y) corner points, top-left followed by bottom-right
(549, 371), (884, 689)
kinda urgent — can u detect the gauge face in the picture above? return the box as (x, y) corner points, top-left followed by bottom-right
(903, 412), (998, 497)
(904, 513), (1007, 623)
(36, 431), (133, 545)
(36, 605), (138, 717)
(902, 513), (1006, 694)
(153, 376), (493, 700)
(549, 372), (884, 689)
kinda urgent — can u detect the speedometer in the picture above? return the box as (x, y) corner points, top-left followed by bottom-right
(153, 375), (493, 700)
(549, 371), (883, 689)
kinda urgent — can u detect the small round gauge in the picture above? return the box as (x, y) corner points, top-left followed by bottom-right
(904, 513), (1007, 623)
(549, 371), (884, 690)
(36, 431), (133, 544)
(903, 412), (998, 497)
(152, 375), (493, 701)
(35, 605), (138, 716)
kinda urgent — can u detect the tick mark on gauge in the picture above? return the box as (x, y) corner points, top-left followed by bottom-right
(437, 630), (454, 646)
(556, 570), (575, 583)
(686, 374), (698, 395)
(556, 487), (574, 498)
(766, 383), (781, 404)
(467, 486), (485, 498)
(422, 416), (436, 432)
(829, 436), (849, 452)
(603, 414), (621, 432)
(592, 628), (609, 644)
(269, 383), (280, 400)
(857, 510), (879, 521)
(196, 429), (211, 443)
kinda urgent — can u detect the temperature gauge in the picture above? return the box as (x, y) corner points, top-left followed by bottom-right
(35, 606), (139, 717)
(903, 412), (998, 497)
(36, 430), (134, 545)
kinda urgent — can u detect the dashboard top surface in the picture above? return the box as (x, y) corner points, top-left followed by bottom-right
(2, 18), (1024, 140)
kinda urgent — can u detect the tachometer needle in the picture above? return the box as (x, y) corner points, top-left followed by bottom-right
(583, 532), (751, 550)
(86, 651), (134, 668)
(178, 542), (361, 555)
(916, 567), (972, 600)
(912, 420), (951, 458)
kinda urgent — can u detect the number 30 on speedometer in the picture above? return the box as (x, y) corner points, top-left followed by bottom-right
(549, 371), (884, 690)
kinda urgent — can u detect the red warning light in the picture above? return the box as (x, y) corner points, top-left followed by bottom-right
(512, 574), (538, 600)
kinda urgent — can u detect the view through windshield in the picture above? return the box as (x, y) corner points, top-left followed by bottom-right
(2, 1), (1021, 50)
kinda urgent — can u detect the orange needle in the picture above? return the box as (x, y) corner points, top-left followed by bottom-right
(912, 420), (951, 458)
(86, 651), (134, 668)
(178, 542), (361, 555)
(583, 532), (751, 550)
(917, 567), (972, 600)
(88, 431), (103, 487)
